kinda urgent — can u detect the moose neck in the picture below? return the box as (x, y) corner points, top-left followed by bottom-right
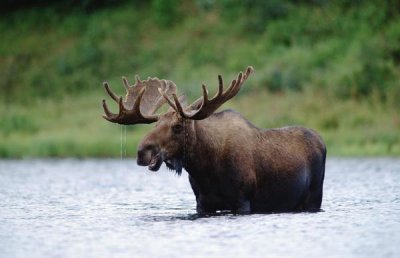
(182, 116), (227, 178)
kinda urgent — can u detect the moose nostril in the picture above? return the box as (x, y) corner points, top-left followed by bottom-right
(137, 147), (148, 159)
(137, 148), (144, 157)
(137, 144), (157, 166)
(137, 148), (147, 166)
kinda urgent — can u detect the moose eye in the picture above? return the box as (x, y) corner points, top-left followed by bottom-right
(172, 124), (183, 134)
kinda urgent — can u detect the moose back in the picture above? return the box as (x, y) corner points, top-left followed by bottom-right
(102, 66), (326, 214)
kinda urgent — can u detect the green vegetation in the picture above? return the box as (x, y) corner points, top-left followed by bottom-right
(0, 0), (399, 158)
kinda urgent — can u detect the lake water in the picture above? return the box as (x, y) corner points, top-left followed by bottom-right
(0, 158), (399, 258)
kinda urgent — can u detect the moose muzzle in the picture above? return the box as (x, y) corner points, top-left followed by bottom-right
(137, 146), (164, 171)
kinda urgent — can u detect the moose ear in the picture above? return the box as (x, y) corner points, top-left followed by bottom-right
(168, 95), (187, 112)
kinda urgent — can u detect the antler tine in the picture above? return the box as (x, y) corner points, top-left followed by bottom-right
(224, 72), (243, 99)
(158, 88), (178, 112)
(135, 75), (141, 84)
(102, 99), (122, 123)
(102, 99), (115, 118)
(158, 86), (191, 118)
(172, 93), (186, 116)
(224, 67), (253, 100)
(246, 66), (254, 77)
(217, 75), (223, 97)
(122, 77), (130, 91)
(133, 87), (146, 113)
(118, 96), (126, 113)
(104, 82), (119, 103)
(201, 84), (209, 105)
(175, 66), (254, 120)
(223, 78), (238, 99)
(157, 80), (171, 110)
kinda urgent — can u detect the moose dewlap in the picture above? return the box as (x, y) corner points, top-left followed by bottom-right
(102, 66), (326, 214)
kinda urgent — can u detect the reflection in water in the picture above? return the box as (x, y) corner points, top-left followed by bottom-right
(0, 158), (399, 258)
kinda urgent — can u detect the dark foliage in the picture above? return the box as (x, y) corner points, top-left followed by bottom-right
(0, 0), (129, 13)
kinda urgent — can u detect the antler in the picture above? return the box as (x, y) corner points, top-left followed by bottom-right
(160, 66), (254, 120)
(102, 75), (176, 125)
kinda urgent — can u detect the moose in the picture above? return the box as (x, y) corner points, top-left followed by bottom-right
(102, 66), (326, 214)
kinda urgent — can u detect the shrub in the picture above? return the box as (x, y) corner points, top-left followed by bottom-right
(152, 0), (180, 27)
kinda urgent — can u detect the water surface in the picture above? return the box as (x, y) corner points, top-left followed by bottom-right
(0, 158), (399, 258)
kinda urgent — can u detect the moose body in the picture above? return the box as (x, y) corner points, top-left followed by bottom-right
(102, 66), (326, 214)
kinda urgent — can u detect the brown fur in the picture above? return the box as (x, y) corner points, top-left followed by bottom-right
(137, 109), (326, 214)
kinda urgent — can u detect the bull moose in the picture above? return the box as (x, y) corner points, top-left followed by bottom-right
(102, 66), (326, 214)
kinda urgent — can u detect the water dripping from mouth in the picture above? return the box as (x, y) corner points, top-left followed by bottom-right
(120, 125), (128, 172)
(124, 125), (127, 158)
(120, 125), (123, 160)
(120, 125), (127, 161)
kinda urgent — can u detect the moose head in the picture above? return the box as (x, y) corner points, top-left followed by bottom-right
(102, 67), (254, 175)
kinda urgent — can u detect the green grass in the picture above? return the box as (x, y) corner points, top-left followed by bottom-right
(228, 90), (400, 157)
(1, 89), (399, 158)
(0, 92), (149, 158)
(0, 1), (399, 157)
